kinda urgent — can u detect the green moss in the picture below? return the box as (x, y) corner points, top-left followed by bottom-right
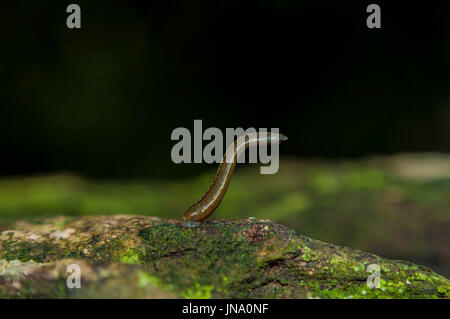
(301, 246), (317, 262)
(180, 283), (214, 299)
(137, 271), (213, 299)
(119, 248), (145, 264)
(1, 239), (61, 263)
(138, 272), (165, 288)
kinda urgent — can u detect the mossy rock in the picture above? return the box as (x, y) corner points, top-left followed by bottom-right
(0, 215), (448, 298)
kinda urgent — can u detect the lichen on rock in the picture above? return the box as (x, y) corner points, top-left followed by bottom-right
(0, 215), (448, 298)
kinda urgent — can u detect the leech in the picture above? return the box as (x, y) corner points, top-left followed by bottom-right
(182, 132), (288, 223)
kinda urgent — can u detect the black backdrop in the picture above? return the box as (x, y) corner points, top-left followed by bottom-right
(1, 0), (449, 178)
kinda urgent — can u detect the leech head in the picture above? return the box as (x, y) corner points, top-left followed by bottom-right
(265, 132), (288, 144)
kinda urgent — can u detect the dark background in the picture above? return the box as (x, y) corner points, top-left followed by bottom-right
(1, 0), (449, 179)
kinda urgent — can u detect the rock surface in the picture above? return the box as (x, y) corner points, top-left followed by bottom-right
(0, 215), (448, 298)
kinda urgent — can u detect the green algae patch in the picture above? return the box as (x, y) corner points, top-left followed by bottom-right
(119, 248), (146, 264)
(300, 246), (317, 262)
(0, 215), (448, 298)
(1, 239), (62, 263)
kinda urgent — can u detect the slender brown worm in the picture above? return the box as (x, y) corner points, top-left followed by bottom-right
(183, 132), (288, 224)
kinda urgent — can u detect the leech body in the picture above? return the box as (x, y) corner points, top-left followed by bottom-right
(183, 132), (288, 222)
